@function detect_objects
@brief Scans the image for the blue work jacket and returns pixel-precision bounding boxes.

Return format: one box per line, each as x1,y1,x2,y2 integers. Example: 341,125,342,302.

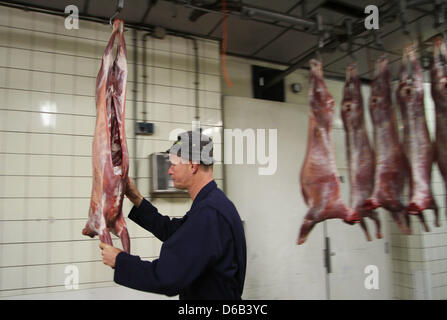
114,180,247,300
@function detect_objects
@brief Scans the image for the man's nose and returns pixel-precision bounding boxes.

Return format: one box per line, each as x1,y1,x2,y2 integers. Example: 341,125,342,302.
168,165,173,175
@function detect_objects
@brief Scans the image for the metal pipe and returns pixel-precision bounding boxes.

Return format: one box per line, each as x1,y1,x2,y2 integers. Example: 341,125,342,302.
240,6,316,29
191,38,200,121
262,41,326,90
140,0,158,24
144,29,200,122
324,10,430,70
320,0,366,19
434,0,447,27
177,34,200,122
165,0,342,36
407,0,441,6
163,28,199,121
82,0,91,15
132,28,139,188
142,32,152,123
262,1,402,89
0,0,222,43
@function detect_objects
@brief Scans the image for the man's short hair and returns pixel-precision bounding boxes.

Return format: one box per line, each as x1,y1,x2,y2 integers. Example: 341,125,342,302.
166,130,214,166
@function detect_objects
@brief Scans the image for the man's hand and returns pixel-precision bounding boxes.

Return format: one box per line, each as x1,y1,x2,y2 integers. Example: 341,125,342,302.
125,177,143,208
99,242,122,268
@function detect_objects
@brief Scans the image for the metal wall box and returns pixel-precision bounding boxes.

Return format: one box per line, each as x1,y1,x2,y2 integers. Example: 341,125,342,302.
149,152,188,195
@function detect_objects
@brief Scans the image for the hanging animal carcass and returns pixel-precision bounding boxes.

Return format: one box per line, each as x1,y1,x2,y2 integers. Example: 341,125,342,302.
82,19,130,253
341,64,382,241
363,56,411,235
396,45,439,232
298,59,360,245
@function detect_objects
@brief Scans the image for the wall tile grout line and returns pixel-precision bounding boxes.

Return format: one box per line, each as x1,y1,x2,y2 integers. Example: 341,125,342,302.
0,43,220,74
0,66,221,93
0,236,157,245
392,258,447,263
0,280,118,292
0,8,224,298
0,186,223,199
0,130,225,140
0,154,227,166
0,19,12,291
0,176,224,180
0,256,160,270
0,89,223,110
0,217,184,222
0,108,224,124
0,24,220,60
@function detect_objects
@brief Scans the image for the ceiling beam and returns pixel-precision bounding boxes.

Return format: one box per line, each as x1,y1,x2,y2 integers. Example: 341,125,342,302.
0,0,222,42
320,0,366,19
83,0,91,15
323,11,430,70
139,0,158,24
262,0,399,88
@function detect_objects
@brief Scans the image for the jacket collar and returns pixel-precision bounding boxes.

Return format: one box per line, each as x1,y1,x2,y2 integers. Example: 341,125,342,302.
190,180,217,211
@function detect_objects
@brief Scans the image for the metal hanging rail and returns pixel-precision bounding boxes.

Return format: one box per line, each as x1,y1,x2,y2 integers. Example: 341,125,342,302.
0,0,221,42
263,0,444,89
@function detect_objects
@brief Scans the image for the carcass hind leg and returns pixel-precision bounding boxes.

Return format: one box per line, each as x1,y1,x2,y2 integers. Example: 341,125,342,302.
368,210,383,239
99,228,113,246
385,200,411,235
297,218,317,245
119,226,130,253
407,202,431,232
430,199,440,228
297,207,320,245
114,215,131,253
445,193,447,221
416,213,430,233
390,210,411,235
359,217,372,242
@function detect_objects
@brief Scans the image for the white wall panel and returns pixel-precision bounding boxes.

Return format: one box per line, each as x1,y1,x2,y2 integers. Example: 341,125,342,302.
224,96,328,299
0,6,221,299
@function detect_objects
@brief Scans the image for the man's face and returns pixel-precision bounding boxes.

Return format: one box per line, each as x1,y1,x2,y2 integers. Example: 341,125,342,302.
168,154,191,189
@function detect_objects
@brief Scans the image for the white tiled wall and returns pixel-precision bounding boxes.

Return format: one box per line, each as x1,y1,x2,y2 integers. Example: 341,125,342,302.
386,82,447,300
0,7,222,298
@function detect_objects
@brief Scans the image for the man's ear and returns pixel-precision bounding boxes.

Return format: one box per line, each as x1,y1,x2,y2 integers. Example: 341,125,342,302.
191,163,199,174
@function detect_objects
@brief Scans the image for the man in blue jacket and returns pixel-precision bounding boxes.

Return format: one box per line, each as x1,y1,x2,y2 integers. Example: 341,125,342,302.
100,130,247,300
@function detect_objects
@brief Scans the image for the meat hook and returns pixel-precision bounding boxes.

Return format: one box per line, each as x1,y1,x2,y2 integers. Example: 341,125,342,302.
109,0,125,26
315,13,324,62
344,18,356,62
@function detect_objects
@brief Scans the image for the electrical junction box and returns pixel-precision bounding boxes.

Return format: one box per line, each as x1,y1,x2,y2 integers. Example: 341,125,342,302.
149,152,188,195
136,122,154,135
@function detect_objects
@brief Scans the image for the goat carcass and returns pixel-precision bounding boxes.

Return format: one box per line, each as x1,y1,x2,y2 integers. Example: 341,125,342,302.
341,64,382,241
432,38,447,221
298,59,360,245
82,19,130,253
363,56,411,235
396,45,438,232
